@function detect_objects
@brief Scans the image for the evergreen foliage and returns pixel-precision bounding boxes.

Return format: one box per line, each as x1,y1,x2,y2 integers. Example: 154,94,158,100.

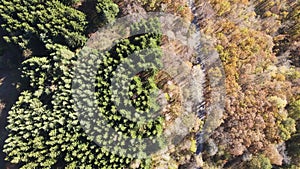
75,17,165,157
59,0,80,6
0,0,87,50
4,44,136,168
3,17,164,168
96,0,119,24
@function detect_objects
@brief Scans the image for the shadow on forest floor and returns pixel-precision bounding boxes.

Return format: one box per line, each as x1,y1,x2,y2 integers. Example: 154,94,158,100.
0,44,22,169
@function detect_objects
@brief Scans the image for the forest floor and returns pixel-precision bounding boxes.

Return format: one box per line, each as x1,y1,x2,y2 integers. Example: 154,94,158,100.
0,43,22,169
0,71,20,169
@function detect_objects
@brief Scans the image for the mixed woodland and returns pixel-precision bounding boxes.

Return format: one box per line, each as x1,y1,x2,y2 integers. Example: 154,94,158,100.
0,0,299,168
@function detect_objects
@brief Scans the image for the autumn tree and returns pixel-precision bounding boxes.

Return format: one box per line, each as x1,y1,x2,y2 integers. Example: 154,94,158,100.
194,0,298,168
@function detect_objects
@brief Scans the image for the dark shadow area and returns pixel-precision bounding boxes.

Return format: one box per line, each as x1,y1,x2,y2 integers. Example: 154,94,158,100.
77,0,100,35
0,33,22,169
26,36,49,57
0,70,21,169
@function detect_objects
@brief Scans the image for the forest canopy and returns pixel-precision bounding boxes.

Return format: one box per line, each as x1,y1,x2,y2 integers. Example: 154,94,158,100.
0,0,299,169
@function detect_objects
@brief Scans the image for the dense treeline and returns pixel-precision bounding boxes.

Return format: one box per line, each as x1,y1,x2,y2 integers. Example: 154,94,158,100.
1,0,159,168
191,0,300,168
74,18,166,158
2,5,165,167
253,0,300,67
0,0,87,51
